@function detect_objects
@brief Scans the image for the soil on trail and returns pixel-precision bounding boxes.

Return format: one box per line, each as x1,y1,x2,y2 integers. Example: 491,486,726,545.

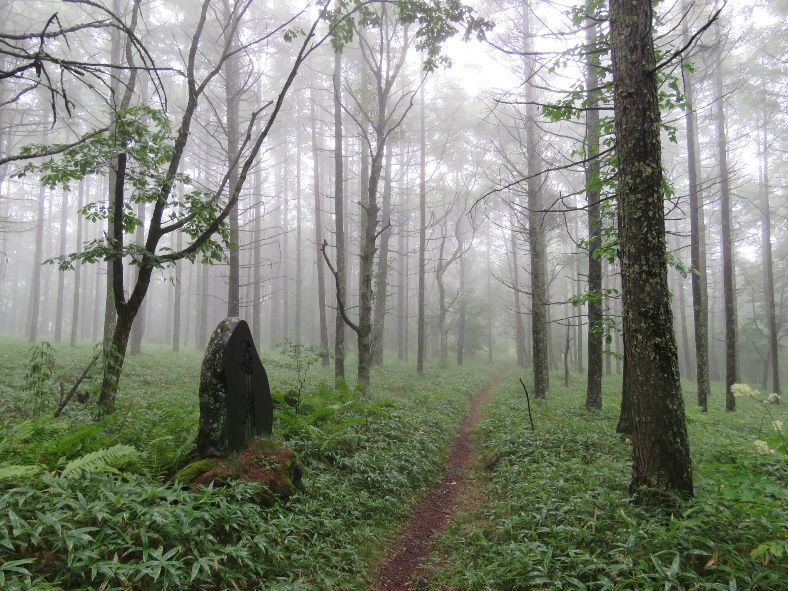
372,369,509,591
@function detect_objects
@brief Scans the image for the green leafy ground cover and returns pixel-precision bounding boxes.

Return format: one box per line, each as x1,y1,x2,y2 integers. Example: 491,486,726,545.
0,337,502,590
431,376,788,591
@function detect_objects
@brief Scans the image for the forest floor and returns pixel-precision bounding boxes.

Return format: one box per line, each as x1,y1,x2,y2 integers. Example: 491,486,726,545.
0,337,786,590
373,367,509,590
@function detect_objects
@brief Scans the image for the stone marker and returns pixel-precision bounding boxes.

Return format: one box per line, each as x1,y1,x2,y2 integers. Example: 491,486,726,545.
197,317,273,457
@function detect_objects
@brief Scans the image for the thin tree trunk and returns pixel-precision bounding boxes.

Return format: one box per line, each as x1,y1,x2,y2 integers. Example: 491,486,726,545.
486,221,494,363
681,11,711,409
310,89,329,361
129,202,146,354
27,183,46,343
54,189,69,343
758,115,779,396
333,50,347,381
224,7,241,318
610,0,693,498
457,243,468,366
510,221,527,368
712,18,737,412
397,211,407,362
294,105,304,344
585,13,603,409
252,147,262,345
417,82,427,374
523,0,549,398
70,180,85,346
172,230,182,352
372,143,393,365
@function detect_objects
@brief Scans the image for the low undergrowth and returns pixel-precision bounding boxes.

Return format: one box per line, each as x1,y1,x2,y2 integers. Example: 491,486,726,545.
0,338,502,590
432,376,787,591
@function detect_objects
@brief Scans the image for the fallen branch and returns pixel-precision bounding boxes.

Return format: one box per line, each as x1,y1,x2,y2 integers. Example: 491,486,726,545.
53,351,101,417
519,378,535,432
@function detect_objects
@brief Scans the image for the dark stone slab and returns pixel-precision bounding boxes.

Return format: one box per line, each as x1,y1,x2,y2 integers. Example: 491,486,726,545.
197,317,273,457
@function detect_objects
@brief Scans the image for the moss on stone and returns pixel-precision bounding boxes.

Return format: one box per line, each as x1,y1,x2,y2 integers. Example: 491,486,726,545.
173,459,218,485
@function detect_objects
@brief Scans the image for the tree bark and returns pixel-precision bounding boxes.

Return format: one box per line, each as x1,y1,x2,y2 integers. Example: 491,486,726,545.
333,50,347,382
372,142,393,365
70,180,85,346
712,19,738,412
172,230,182,352
224,3,241,318
523,0,549,398
585,14,603,410
310,89,329,362
27,183,46,343
417,82,427,374
610,0,693,498
54,189,69,343
758,115,779,397
129,201,146,354
510,220,527,368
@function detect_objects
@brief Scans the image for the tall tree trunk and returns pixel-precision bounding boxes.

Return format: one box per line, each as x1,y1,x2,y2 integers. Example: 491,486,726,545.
681,14,711,409
27,183,46,343
129,202,146,354
333,50,347,381
252,147,262,345
295,104,304,344
372,143,393,365
54,189,69,343
172,230,182,352
585,14,603,409
310,89,329,361
486,221,494,363
712,18,737,412
70,180,85,346
510,221,527,368
224,6,241,318
417,83,427,374
759,115,779,397
610,0,693,498
523,0,549,398
397,211,407,362
457,243,468,366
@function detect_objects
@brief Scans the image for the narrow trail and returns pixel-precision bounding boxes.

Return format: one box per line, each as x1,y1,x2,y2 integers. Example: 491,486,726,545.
372,368,510,591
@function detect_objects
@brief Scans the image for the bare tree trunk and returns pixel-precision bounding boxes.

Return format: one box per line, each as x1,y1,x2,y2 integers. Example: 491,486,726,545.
758,115,779,397
681,12,711,410
486,221,494,363
70,180,85,346
333,50,347,381
129,202,146,355
224,4,241,318
457,243,468,366
523,0,549,398
610,0,692,498
172,230,182,352
372,143,393,365
510,220,527,368
309,89,329,361
295,104,304,344
397,210,407,362
712,18,737,412
585,14,603,409
54,189,69,343
417,83,427,374
27,183,46,343
252,148,262,345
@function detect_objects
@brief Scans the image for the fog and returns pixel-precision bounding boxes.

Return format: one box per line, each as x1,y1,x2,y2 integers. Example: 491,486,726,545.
0,0,784,398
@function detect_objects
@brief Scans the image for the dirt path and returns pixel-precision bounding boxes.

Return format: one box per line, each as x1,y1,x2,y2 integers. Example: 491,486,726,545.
372,369,509,591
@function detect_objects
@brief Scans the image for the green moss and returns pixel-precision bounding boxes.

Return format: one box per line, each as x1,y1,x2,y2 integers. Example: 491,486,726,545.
173,459,217,485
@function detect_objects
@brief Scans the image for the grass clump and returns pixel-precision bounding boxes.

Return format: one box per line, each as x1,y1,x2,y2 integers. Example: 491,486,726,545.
432,375,787,591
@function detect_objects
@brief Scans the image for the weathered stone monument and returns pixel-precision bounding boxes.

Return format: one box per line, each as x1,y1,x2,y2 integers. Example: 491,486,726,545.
197,317,273,457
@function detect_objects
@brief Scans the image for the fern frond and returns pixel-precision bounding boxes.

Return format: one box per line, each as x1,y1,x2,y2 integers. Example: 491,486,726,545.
60,445,140,478
0,464,45,486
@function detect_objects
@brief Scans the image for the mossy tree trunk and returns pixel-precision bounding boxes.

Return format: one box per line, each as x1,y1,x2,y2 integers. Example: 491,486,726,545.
609,0,693,498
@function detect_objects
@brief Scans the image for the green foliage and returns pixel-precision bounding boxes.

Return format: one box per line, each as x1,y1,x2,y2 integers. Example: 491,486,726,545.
273,339,331,403
431,377,788,590
60,444,141,478
22,342,56,416
0,337,502,589
14,106,229,271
